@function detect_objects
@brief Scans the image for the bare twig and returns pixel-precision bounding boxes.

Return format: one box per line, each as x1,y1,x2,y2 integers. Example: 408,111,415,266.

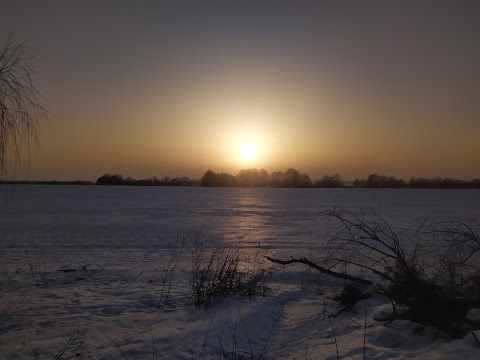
363,305,367,360
304,317,315,360
53,326,81,360
0,290,28,333
102,271,144,313
471,331,480,348
328,315,340,360
258,315,279,359
99,329,128,360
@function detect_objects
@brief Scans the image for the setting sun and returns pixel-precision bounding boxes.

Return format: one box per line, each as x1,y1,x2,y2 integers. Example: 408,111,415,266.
239,143,257,161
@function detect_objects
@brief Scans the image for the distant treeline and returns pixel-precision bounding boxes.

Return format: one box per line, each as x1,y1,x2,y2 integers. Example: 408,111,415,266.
96,169,342,188
352,173,480,189
95,174,200,186
0,180,94,185
95,170,480,189
2,172,479,189
201,168,320,187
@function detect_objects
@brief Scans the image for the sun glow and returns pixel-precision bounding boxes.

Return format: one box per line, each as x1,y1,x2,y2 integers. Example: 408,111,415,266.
239,143,257,161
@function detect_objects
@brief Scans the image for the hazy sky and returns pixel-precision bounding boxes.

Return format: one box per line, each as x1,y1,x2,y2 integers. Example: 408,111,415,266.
1,1,479,180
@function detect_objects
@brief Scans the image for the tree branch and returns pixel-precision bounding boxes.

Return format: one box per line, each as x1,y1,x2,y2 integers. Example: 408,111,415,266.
265,256,372,285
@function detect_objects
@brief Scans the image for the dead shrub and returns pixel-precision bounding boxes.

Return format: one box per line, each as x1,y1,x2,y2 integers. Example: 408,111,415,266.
190,241,270,308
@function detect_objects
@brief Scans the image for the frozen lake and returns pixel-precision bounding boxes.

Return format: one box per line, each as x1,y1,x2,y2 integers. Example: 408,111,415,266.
1,185,480,250
1,185,479,271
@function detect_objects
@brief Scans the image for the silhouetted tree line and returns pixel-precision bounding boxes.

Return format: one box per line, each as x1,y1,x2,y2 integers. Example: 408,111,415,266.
352,173,480,189
94,171,480,189
201,168,317,187
95,174,199,186
314,173,345,188
0,180,93,185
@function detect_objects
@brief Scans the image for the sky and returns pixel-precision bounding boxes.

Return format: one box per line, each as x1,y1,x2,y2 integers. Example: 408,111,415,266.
1,1,479,181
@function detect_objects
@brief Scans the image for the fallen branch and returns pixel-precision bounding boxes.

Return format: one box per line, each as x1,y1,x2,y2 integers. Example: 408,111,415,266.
265,256,372,285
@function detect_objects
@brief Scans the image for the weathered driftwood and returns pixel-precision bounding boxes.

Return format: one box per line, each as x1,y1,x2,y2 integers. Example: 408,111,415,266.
265,256,372,285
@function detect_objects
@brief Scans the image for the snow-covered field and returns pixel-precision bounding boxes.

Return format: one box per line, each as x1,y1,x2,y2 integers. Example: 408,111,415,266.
1,186,479,359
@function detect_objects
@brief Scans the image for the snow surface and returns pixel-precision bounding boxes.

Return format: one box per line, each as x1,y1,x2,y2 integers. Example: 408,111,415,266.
1,186,480,359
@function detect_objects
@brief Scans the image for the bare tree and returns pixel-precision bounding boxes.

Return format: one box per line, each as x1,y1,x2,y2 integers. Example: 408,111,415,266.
0,33,45,177
267,207,480,336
